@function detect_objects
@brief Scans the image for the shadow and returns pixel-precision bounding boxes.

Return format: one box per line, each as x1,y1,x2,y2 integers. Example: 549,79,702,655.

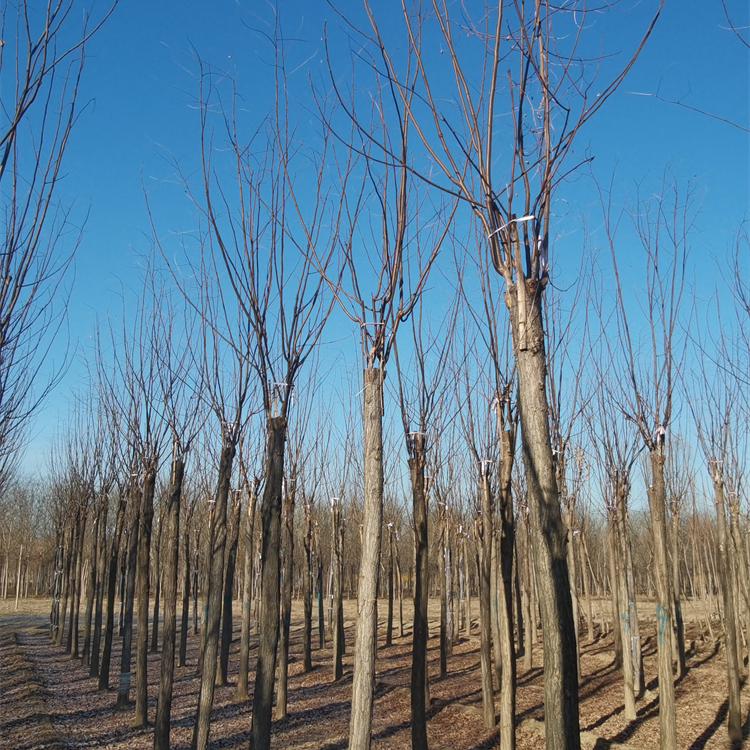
581,703,624,732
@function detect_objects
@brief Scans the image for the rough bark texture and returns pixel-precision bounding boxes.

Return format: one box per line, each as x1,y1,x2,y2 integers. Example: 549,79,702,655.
332,498,344,682
116,496,141,708
98,493,127,691
151,516,163,655
410,435,430,750
497,429,516,750
154,454,184,750
134,465,157,727
302,502,313,673
275,479,295,720
250,417,286,750
179,514,192,669
647,450,677,750
477,472,495,731
349,367,384,750
89,492,109,678
506,280,580,750
237,484,257,699
191,436,235,750
712,475,742,743
218,491,242,686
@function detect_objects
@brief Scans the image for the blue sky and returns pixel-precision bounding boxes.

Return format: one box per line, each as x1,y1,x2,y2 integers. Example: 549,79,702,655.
21,0,750,474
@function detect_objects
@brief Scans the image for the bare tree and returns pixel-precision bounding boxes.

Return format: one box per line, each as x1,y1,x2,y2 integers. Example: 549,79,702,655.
161,28,351,748
0,0,116,482
598,173,692,750
327,3,664,746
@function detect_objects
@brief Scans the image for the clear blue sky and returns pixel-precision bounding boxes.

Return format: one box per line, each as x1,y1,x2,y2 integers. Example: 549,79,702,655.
22,0,749,473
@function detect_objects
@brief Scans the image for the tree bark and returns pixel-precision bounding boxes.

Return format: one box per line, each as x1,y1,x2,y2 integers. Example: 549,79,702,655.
332,497,344,681
192,435,235,750
349,367,384,750
90,492,109,678
218,490,242,686
712,473,742,743
151,514,163,655
134,463,157,727
410,434,430,749
302,500,313,673
275,477,295,720
99,493,127,691
154,453,185,750
477,470,495,731
647,450,677,750
497,429,516,750
250,416,286,750
507,279,580,750
237,483,257,699
179,512,192,669
117,492,141,707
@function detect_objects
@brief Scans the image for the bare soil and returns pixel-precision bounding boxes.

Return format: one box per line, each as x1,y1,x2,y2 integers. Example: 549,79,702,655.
0,597,747,750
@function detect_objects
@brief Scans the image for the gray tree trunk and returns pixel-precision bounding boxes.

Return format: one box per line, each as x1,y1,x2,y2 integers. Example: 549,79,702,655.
647,450,677,750
134,464,157,727
497,429,516,750
713,474,742,743
477,471,495,730
90,492,109,678
117,493,141,708
99,493,127,691
154,454,185,750
348,367,384,750
507,280,580,750
250,417,286,750
410,435,430,750
275,479,295,719
332,498,344,681
218,491,242,685
191,435,235,750
237,484,257,699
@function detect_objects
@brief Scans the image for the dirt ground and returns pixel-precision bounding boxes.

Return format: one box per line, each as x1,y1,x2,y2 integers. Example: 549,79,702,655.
0,596,747,750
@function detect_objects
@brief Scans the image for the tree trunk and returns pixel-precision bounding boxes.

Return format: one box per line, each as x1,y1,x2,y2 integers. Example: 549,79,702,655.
647,450,676,750
578,530,594,645
507,279,580,750
349,367,384,750
497,429,516,750
117,493,141,707
612,500,636,721
275,477,295,720
90,493,109,678
410,434,430,750
218,490,242,686
50,527,64,642
154,453,185,750
476,471,495,731
82,503,101,667
192,434,235,750
250,416,286,750
179,513,192,669
332,497,344,681
713,474,742,743
669,502,686,678
317,545,325,649
302,500,313,673
134,464,157,727
151,513,163,655
237,483,257,699
99,493,127,691
386,526,394,647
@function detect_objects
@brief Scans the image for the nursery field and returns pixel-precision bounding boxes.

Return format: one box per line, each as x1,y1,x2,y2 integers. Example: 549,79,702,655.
0,597,746,750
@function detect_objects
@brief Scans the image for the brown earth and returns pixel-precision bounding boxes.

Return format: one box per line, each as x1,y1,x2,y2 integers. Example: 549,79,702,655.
0,596,746,750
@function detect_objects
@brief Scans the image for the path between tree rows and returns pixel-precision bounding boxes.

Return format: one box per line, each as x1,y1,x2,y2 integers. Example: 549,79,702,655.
0,599,748,750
